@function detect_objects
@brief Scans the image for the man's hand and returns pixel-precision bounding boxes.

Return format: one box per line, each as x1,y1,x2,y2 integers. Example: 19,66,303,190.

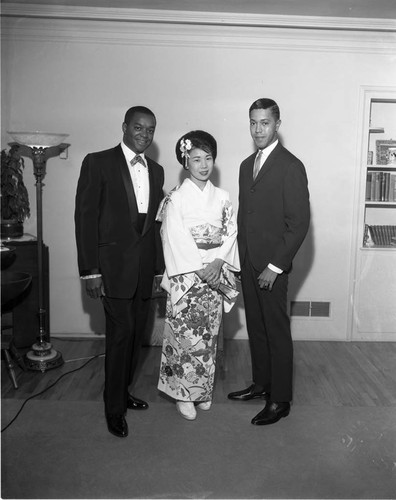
85,276,105,299
258,267,278,291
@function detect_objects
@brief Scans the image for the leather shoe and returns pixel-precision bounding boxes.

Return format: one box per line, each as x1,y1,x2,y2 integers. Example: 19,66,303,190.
228,384,270,401
251,401,290,425
127,394,149,410
106,413,128,437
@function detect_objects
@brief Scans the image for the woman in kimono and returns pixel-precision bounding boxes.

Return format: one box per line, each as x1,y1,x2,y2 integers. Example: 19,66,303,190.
156,130,240,421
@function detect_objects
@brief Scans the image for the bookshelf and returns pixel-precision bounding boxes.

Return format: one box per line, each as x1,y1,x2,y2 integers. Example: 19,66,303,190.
350,87,396,341
363,97,396,248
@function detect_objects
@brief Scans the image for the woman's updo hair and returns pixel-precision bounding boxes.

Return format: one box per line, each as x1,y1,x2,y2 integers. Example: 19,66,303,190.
175,130,217,168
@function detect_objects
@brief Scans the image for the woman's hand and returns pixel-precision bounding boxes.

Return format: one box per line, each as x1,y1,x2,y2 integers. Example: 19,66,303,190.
208,278,221,290
201,258,224,287
196,269,205,280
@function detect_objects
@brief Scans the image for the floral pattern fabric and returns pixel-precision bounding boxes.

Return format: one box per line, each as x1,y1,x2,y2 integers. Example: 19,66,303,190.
158,275,222,401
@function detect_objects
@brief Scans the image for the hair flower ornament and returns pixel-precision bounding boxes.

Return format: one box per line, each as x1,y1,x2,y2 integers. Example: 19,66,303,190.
180,138,192,168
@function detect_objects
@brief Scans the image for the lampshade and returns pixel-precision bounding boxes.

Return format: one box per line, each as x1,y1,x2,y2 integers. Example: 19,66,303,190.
7,131,69,148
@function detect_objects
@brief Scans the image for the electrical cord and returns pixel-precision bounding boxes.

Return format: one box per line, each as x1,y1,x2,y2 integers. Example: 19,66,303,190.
1,352,105,433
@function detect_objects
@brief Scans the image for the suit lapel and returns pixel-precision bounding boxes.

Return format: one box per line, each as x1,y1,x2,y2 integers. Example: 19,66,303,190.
252,143,281,184
142,158,156,235
246,153,255,181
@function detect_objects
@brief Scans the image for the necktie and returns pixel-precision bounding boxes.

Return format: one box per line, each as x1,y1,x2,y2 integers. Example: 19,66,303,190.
253,149,263,180
253,150,263,180
131,155,144,166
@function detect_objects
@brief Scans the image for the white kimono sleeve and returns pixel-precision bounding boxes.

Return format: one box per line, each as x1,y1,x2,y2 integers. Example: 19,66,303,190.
160,191,203,278
219,197,240,272
203,196,240,273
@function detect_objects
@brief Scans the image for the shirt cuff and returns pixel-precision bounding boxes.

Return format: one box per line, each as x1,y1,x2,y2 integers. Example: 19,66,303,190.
80,274,102,280
268,263,283,274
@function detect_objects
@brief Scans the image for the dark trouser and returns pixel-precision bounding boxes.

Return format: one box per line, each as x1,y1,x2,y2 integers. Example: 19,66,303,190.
102,289,151,415
241,256,293,402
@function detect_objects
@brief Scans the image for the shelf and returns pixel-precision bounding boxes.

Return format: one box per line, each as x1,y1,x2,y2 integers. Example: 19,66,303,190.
361,246,396,251
366,165,396,170
365,202,396,207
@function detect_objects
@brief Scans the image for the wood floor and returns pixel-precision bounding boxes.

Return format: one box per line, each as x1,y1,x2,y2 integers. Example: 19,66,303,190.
2,338,396,407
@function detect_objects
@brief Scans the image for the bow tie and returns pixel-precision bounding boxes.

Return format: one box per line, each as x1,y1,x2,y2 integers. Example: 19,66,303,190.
131,155,145,166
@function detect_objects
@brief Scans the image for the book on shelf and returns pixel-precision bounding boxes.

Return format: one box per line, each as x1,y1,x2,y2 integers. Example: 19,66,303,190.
391,174,396,202
382,173,387,201
365,225,396,246
366,172,396,202
365,172,371,200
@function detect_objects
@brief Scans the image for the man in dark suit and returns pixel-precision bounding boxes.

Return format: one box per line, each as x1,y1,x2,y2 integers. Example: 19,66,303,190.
75,106,164,437
228,98,310,425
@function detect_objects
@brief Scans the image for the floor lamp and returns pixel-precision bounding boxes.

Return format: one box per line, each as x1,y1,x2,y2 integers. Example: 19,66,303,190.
7,131,69,372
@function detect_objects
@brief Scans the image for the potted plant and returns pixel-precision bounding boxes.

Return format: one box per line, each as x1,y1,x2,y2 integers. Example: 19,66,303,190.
1,145,30,238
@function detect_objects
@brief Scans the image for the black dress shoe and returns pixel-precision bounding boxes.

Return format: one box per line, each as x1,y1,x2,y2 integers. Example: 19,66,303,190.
127,394,149,410
228,384,270,401
106,413,128,437
251,401,290,425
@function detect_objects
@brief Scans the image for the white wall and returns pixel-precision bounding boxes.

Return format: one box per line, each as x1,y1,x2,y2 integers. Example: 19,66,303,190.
2,11,396,340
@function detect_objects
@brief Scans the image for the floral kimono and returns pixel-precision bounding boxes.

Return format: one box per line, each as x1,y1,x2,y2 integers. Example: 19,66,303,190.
156,178,240,402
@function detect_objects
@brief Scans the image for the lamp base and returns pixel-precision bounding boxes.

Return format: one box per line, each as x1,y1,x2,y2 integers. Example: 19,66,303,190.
25,341,64,372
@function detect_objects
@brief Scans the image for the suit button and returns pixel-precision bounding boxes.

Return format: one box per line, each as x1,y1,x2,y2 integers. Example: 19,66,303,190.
250,189,255,193
247,210,252,214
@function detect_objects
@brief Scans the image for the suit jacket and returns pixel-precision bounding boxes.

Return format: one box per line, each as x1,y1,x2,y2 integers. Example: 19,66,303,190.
237,142,310,273
75,144,164,299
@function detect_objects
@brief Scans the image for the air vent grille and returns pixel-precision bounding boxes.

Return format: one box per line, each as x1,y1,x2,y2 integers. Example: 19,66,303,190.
290,301,330,317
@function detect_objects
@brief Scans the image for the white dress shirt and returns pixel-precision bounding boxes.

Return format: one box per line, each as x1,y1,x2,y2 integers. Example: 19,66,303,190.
254,139,278,175
121,141,150,214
